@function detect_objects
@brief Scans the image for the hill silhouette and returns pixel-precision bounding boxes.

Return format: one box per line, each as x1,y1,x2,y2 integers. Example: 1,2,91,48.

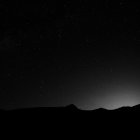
1,104,140,115
0,104,140,128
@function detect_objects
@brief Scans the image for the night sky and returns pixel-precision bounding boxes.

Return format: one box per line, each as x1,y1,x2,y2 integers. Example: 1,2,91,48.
1,0,140,110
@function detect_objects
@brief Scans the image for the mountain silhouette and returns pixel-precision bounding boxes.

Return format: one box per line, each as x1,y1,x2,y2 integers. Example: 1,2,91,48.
1,104,140,124
0,104,139,131
1,104,140,117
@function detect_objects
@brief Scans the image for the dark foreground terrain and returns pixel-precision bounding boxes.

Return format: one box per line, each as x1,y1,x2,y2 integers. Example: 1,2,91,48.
1,104,140,119
0,104,140,129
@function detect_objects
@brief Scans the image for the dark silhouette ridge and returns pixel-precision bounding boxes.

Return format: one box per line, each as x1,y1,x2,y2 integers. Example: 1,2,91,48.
0,104,140,122
1,103,140,113
1,104,140,126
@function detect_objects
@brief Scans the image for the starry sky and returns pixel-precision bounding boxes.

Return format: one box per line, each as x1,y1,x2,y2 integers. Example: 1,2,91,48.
1,0,140,110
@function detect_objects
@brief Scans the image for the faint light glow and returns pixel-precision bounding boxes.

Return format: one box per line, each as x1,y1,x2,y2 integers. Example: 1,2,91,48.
98,87,140,110
102,94,138,110
78,81,140,110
